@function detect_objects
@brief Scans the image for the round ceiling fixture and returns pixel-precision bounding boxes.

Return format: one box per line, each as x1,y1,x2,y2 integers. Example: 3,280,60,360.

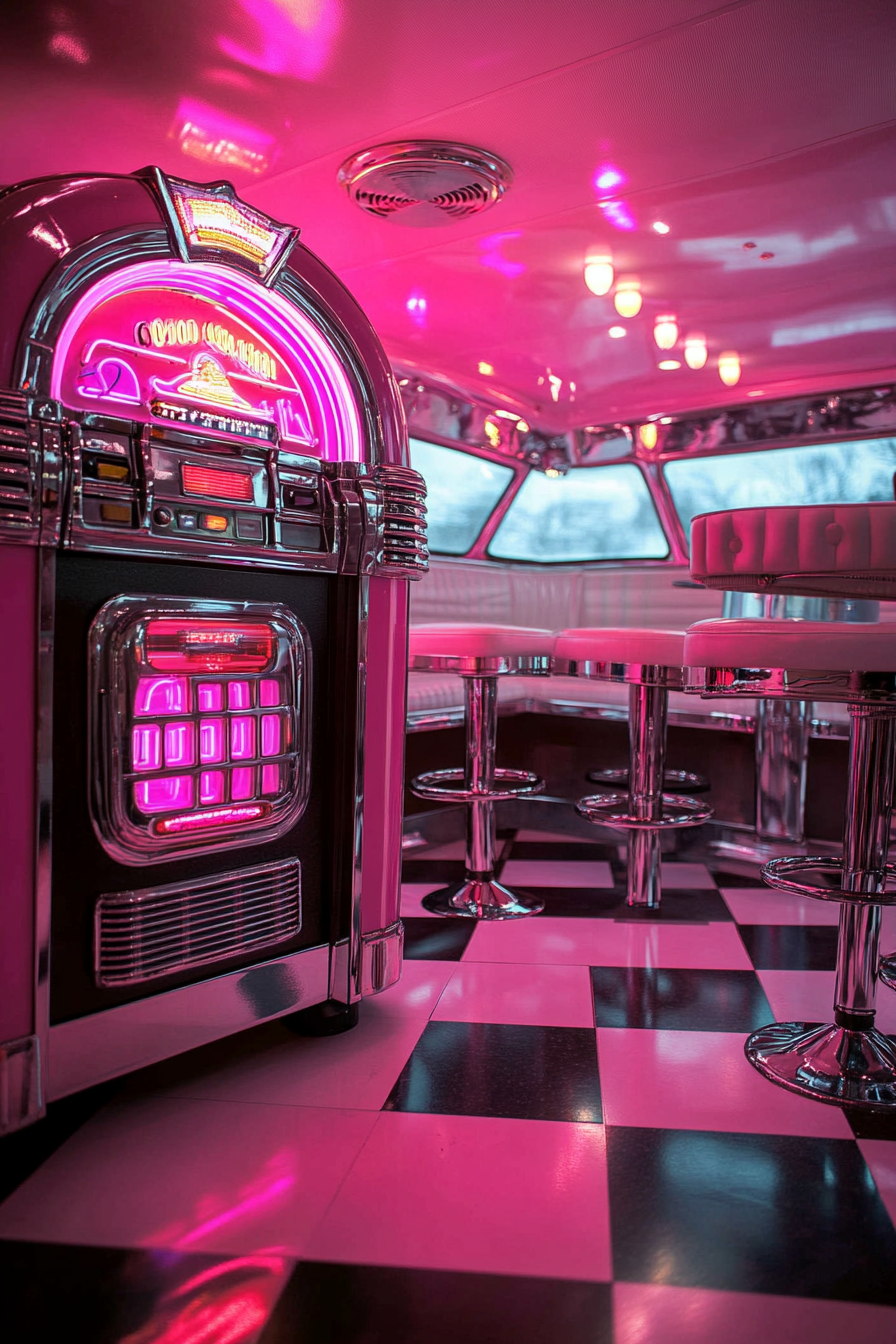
338,141,513,226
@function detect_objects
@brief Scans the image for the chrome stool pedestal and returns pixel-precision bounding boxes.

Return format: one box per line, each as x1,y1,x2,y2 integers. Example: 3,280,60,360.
686,619,896,1109
556,630,712,911
409,627,553,920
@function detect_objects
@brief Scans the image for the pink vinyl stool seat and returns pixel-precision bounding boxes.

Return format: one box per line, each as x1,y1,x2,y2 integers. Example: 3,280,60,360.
554,628,713,911
685,613,896,1109
409,624,554,919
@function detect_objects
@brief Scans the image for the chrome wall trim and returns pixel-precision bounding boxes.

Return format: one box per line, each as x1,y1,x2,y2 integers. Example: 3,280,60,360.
360,921,404,996
47,942,330,1102
0,1035,43,1135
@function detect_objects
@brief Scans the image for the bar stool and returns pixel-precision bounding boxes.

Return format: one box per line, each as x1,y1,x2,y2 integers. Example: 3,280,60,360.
685,617,896,1108
554,628,713,909
409,624,554,918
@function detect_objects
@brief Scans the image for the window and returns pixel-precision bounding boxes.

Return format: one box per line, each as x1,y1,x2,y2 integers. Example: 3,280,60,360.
487,463,668,563
665,437,896,543
409,437,515,555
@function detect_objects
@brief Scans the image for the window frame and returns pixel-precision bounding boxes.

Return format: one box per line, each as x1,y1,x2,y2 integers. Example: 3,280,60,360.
408,433,526,559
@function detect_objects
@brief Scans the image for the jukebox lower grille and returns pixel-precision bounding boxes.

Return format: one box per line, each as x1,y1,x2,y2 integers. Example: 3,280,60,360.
94,859,301,987
375,463,429,577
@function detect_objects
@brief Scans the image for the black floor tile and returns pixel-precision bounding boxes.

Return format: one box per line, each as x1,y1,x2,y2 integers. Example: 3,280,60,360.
615,888,733,923
508,841,619,862
260,1262,613,1344
847,1106,896,1140
607,1126,896,1304
527,886,732,921
1,1240,289,1344
402,860,467,884
402,917,476,961
590,966,773,1031
384,1020,602,1122
738,924,839,971
709,869,765,887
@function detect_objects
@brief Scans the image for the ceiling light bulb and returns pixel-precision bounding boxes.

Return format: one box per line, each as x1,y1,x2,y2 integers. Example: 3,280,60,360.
683,334,708,369
658,359,681,370
638,423,658,450
478,361,494,376
584,256,614,296
653,314,678,350
614,284,642,318
718,351,741,386
652,221,671,234
608,325,626,338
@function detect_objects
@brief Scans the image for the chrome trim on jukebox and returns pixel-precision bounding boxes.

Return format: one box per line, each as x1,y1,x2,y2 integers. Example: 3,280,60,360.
331,575,369,1006
360,921,404,996
47,943,330,1102
0,1035,43,1135
373,463,429,578
88,595,311,865
94,859,302,987
33,547,56,1126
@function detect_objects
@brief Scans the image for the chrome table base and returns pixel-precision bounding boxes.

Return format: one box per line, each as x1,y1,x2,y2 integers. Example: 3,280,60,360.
746,1021,896,1108
422,878,543,920
411,673,544,920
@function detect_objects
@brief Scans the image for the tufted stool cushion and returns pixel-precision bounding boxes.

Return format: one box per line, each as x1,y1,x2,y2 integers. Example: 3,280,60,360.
690,503,896,599
685,619,896,673
555,627,685,670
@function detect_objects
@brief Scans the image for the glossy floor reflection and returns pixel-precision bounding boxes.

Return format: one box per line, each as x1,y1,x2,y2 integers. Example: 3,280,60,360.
3,834,896,1342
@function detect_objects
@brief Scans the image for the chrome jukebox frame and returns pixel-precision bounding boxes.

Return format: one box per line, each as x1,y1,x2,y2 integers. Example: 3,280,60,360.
0,169,426,1130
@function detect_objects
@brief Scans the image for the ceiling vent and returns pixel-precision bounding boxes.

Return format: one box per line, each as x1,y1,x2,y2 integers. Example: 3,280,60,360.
338,141,512,226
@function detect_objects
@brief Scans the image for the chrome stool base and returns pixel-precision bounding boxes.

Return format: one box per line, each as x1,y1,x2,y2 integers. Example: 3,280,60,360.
577,791,712,831
879,955,896,991
422,878,545,920
586,766,710,794
762,856,896,905
410,766,543,804
746,1020,896,1109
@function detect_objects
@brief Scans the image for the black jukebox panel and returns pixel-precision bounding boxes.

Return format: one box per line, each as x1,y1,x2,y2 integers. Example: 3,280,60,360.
50,553,358,1024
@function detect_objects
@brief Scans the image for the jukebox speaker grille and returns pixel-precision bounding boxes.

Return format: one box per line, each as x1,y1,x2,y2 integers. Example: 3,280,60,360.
95,858,301,986
375,463,428,576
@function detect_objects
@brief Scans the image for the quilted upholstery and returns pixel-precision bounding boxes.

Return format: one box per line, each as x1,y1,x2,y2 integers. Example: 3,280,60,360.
685,618,896,671
690,504,896,599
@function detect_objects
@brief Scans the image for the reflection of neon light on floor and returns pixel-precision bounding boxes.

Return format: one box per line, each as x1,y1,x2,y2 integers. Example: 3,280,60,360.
174,1175,294,1248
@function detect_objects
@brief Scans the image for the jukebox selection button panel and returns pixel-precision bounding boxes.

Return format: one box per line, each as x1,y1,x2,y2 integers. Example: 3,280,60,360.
89,596,311,864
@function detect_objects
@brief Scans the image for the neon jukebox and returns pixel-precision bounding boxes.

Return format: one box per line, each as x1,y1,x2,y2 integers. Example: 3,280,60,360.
0,169,427,1132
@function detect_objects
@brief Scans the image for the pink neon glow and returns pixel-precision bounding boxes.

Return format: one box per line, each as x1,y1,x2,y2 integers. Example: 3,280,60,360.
259,678,280,707
218,0,343,82
174,96,276,177
77,356,141,404
228,680,252,709
261,713,281,757
177,1174,294,1248
50,259,363,462
479,231,525,279
231,766,256,799
200,770,226,804
197,682,224,712
134,676,189,717
406,293,427,328
231,716,256,759
155,802,268,834
200,717,226,763
146,622,274,673
134,775,194,814
165,721,196,767
173,1255,288,1301
142,1289,268,1344
132,724,161,772
599,200,637,231
594,164,626,193
261,764,281,795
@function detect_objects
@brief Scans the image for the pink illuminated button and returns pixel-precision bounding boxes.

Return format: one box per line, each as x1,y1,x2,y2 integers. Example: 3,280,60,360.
228,680,251,710
261,714,281,757
200,770,226,805
230,715,256,760
261,764,281,796
199,718,226,764
197,682,224,712
164,721,196,768
134,676,189,717
231,766,256,800
134,775,194,814
259,679,280,707
131,724,161,772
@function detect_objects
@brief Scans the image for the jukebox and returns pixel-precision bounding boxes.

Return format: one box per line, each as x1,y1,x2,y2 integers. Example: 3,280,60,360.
0,168,427,1133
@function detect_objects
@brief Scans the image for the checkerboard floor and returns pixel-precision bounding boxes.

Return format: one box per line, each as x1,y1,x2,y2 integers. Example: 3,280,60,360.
5,835,896,1342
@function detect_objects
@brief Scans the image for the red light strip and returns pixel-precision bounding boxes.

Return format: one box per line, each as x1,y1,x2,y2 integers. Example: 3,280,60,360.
154,802,270,834
182,463,254,502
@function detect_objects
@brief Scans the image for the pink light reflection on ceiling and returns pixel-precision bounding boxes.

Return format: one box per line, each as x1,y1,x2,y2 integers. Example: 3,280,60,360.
219,0,343,81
